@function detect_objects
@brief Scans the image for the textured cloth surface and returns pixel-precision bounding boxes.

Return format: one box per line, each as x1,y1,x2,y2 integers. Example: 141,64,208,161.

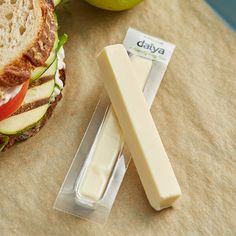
0,0,236,235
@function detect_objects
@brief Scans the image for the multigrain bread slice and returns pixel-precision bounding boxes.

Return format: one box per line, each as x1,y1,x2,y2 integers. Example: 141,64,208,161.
2,69,66,151
0,0,57,87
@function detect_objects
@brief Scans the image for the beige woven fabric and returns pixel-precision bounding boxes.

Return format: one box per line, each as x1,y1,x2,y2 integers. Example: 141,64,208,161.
0,0,235,235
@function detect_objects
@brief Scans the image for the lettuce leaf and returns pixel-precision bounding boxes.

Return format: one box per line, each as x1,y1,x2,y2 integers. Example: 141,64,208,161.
0,135,9,152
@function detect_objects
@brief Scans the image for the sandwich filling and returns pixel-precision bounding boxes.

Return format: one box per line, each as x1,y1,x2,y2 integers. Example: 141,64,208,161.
0,0,67,151
0,36,67,151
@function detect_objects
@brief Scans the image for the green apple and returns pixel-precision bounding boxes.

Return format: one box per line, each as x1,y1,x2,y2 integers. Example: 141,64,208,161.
85,0,143,11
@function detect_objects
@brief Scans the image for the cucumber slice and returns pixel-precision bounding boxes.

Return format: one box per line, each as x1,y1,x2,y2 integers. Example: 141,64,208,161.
42,58,58,78
31,33,59,81
25,58,57,103
0,58,58,135
0,105,49,135
31,67,48,81
24,80,55,104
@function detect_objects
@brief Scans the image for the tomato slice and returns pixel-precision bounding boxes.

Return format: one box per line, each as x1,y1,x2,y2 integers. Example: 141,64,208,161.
0,80,29,121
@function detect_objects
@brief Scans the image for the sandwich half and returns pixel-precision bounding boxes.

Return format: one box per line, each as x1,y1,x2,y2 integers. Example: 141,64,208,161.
0,0,67,151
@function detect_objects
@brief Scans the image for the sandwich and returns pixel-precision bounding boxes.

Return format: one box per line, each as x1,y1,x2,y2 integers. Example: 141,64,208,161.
0,0,67,151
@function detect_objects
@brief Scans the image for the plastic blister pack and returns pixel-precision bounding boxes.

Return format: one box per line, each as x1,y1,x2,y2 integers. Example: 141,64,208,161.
54,28,176,224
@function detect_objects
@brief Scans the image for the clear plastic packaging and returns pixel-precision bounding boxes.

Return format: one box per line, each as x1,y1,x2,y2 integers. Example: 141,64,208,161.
54,28,176,224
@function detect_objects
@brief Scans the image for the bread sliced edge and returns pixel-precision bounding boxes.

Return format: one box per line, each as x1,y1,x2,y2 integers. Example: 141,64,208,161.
0,0,57,88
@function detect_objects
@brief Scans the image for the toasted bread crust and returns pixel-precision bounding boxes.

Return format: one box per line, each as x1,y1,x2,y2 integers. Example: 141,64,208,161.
1,69,66,151
0,0,57,87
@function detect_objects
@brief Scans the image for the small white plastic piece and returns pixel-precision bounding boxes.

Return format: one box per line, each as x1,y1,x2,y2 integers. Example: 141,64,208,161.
77,56,152,202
